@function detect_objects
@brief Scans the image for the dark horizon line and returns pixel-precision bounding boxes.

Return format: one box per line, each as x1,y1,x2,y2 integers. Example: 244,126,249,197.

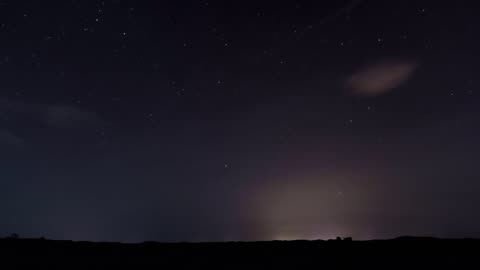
3,235,479,245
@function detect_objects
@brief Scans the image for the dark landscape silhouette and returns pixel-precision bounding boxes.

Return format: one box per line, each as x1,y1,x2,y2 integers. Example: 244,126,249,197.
1,235,479,269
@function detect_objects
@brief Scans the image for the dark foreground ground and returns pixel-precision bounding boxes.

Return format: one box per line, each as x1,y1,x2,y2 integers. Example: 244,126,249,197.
1,236,479,269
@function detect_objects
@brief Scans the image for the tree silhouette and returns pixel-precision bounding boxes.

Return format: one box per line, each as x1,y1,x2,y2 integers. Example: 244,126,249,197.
7,233,19,239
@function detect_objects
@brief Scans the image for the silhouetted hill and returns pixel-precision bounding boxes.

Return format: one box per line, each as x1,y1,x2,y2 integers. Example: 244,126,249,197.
1,237,478,269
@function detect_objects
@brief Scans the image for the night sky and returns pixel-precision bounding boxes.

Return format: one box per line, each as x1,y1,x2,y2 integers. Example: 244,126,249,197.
1,0,479,242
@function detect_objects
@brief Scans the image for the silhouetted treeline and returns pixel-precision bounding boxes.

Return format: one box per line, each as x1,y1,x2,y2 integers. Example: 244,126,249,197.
1,236,479,269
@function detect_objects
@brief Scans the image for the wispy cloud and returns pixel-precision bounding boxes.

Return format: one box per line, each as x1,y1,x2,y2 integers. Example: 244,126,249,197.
345,59,418,97
0,129,24,147
0,98,102,128
45,105,101,128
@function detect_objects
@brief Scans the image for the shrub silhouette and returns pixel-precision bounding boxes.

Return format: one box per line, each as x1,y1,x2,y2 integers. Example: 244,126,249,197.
7,233,19,239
